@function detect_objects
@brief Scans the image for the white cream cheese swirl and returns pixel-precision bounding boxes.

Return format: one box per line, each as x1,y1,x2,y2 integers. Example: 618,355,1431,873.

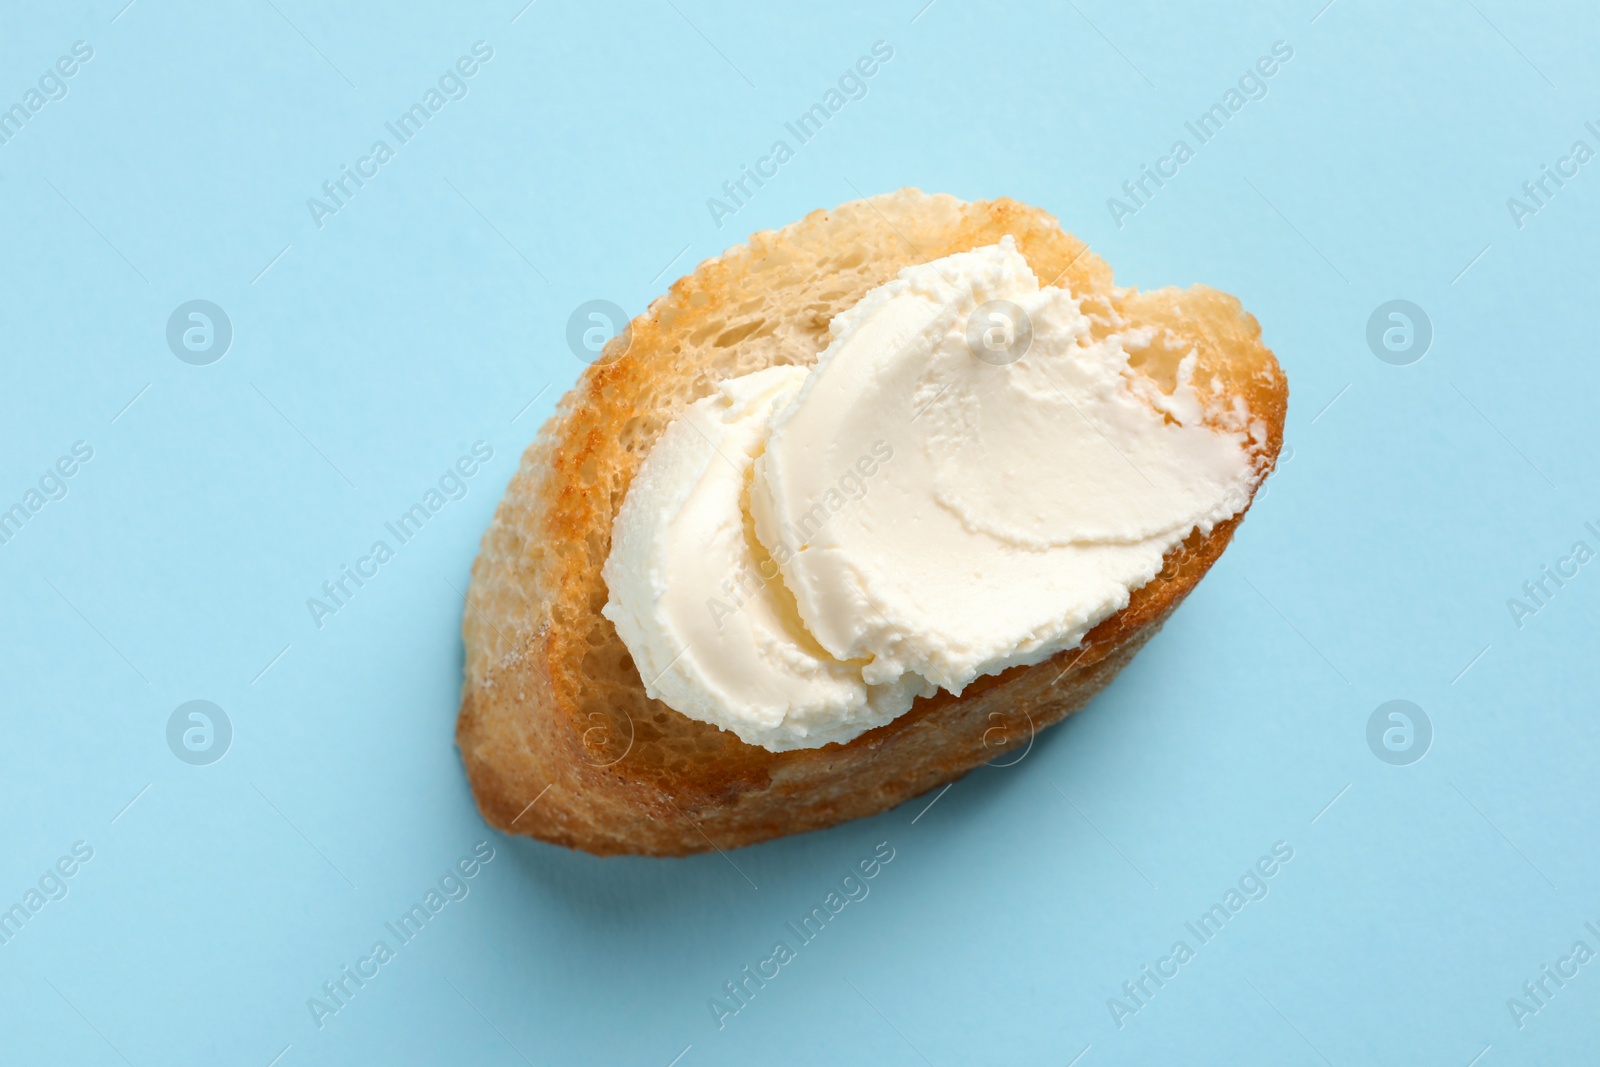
601,366,932,751
603,238,1257,750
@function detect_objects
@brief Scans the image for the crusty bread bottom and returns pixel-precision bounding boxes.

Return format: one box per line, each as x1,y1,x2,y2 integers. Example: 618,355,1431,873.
456,190,1286,856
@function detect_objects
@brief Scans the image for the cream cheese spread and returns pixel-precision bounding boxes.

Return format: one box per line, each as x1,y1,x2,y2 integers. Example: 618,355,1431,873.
601,365,933,751
603,238,1259,751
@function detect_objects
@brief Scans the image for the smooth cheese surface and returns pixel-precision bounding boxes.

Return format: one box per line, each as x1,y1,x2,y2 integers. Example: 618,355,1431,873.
603,240,1258,751
601,365,931,751
755,238,1257,693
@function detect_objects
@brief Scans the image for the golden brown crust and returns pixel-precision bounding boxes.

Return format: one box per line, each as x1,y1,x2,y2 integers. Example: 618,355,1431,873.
455,189,1287,856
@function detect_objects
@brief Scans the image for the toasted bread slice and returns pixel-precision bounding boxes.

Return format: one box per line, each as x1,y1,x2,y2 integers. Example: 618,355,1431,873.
456,189,1286,856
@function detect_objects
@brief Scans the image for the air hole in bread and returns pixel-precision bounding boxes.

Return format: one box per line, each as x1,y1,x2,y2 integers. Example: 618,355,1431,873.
714,320,764,348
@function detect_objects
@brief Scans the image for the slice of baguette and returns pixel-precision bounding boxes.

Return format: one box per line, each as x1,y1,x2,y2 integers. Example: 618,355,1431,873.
456,189,1287,856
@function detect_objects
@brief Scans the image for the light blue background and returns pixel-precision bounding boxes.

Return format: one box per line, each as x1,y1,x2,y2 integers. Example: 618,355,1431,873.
2,1,1596,1064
